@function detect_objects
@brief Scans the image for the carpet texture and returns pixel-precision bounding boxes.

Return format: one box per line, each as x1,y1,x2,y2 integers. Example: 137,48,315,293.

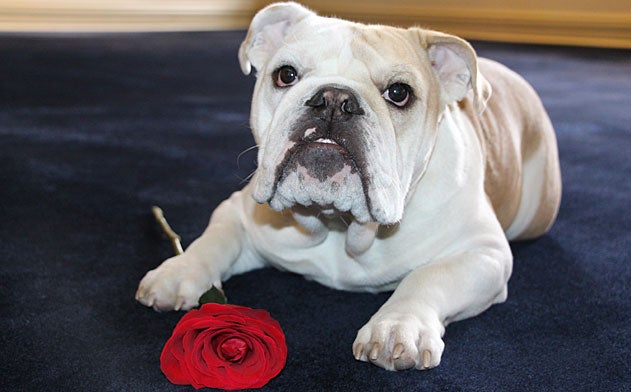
1,31,629,391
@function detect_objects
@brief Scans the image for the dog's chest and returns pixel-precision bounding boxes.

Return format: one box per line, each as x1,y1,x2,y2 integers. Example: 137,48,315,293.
242,205,442,291
257,229,413,291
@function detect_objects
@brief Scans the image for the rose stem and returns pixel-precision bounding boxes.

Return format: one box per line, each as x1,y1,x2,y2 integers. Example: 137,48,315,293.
151,206,184,255
150,206,225,298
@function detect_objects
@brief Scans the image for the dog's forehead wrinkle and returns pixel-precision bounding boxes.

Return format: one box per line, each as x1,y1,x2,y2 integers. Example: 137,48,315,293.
282,22,367,79
350,28,426,88
339,39,356,72
308,41,366,80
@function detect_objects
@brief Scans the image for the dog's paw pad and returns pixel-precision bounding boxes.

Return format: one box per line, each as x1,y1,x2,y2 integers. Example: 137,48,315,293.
352,312,444,371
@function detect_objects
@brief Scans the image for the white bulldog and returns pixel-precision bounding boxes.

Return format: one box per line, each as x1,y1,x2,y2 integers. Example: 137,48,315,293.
137,2,561,371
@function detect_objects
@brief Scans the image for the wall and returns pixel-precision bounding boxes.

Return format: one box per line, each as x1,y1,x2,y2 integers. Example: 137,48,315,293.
292,0,631,48
1,0,629,48
0,0,256,31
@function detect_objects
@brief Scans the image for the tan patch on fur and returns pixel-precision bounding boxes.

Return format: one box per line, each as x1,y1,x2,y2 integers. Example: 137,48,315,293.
353,27,561,238
463,59,560,236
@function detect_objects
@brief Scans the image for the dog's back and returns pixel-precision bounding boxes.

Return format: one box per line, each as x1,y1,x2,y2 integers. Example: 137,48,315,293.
463,58,562,240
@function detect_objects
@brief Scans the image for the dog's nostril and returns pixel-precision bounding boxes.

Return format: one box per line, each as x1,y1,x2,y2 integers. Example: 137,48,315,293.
342,99,363,115
305,92,326,108
341,100,351,113
340,95,365,116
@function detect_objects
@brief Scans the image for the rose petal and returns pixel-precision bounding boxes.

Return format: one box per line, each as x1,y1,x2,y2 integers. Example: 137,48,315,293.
161,327,202,385
188,329,228,388
161,304,287,390
160,339,189,385
217,335,250,363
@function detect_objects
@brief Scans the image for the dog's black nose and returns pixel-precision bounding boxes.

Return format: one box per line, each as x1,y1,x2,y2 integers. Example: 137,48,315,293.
305,87,365,119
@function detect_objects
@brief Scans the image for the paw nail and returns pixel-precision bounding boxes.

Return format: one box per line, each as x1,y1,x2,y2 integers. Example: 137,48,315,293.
393,343,404,359
353,344,363,360
422,350,431,368
370,344,380,360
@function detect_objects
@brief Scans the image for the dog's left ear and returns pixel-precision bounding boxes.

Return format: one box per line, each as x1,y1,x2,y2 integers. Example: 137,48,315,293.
414,29,492,113
238,2,315,75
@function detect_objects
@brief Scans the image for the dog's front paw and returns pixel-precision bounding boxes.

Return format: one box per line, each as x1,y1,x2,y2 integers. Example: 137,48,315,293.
352,311,445,371
135,254,219,312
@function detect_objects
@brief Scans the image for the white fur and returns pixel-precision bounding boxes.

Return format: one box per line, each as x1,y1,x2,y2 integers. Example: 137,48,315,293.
505,144,547,240
137,2,556,372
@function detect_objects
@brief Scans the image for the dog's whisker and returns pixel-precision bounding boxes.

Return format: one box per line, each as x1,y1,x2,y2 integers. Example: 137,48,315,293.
236,144,259,168
237,170,257,185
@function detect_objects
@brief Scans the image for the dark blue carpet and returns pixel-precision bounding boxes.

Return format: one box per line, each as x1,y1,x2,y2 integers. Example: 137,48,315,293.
1,31,629,391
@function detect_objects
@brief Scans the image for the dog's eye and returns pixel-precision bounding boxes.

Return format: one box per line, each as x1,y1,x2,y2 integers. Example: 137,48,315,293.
274,66,299,87
383,83,411,107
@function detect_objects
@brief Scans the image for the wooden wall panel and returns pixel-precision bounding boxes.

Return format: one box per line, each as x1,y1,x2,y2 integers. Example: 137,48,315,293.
1,0,629,48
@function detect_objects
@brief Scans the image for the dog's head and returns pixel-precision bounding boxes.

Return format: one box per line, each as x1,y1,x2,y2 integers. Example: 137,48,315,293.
239,2,490,225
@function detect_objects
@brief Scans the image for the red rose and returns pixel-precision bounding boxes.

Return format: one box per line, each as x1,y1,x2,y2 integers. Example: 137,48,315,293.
160,303,287,390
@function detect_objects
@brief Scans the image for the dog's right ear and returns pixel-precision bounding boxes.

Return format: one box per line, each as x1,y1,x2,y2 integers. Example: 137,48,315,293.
238,2,314,75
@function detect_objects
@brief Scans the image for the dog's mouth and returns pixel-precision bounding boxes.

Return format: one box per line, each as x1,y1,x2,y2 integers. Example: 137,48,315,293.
308,137,345,150
267,132,373,220
287,137,357,178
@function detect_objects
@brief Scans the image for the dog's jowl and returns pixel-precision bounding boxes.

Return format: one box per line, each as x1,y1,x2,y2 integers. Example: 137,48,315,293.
137,2,561,371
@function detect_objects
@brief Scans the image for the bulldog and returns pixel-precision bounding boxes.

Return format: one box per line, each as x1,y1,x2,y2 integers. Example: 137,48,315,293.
136,2,561,371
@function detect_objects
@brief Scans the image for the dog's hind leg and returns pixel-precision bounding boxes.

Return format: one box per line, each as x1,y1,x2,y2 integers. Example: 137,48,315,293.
505,112,561,241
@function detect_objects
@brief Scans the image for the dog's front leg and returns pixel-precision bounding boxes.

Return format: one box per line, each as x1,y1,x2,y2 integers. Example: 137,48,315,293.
136,192,257,311
353,245,511,370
